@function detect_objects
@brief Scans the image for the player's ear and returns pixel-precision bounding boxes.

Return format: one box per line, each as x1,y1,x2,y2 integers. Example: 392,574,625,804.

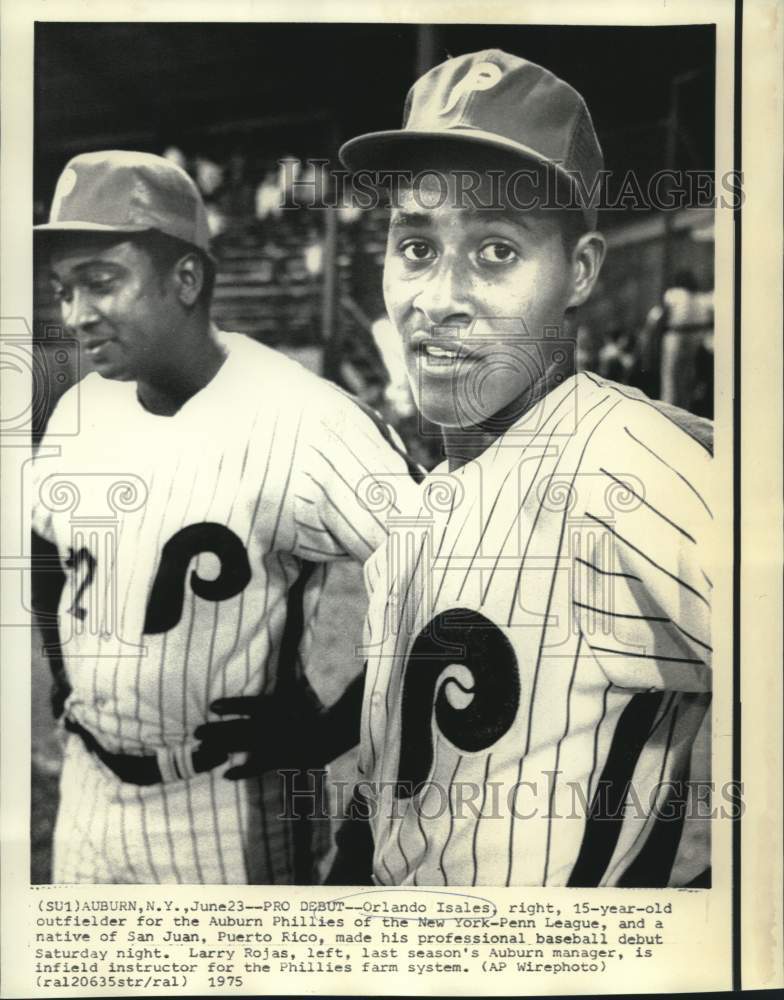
173,251,205,308
566,232,606,310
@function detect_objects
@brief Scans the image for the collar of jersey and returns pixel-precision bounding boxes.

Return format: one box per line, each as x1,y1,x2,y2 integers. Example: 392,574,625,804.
427,373,581,478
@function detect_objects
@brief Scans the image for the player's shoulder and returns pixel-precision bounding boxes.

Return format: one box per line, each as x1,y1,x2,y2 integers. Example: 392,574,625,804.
576,372,714,520
287,357,420,471
220,330,369,417
216,330,351,427
219,329,317,389
219,330,423,480
578,371,713,457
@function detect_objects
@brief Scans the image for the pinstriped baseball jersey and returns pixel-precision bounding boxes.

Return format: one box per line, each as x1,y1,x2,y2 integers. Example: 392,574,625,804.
359,371,713,887
32,328,420,884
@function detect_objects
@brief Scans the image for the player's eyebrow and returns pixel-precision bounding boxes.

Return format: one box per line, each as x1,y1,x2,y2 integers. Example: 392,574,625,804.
390,206,540,232
389,211,433,230
49,260,123,281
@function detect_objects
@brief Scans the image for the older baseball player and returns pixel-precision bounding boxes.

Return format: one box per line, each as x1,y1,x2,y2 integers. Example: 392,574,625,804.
327,50,714,887
31,150,421,884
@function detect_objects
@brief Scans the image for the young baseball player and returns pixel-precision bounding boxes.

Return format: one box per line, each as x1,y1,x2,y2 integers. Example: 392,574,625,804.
31,150,421,884
330,50,714,887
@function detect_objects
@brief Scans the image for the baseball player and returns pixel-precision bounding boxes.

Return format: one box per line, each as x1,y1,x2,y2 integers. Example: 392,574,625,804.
329,50,714,887
31,150,421,884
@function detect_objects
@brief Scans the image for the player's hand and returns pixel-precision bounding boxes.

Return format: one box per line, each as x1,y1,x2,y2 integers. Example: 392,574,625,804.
194,670,365,780
193,692,328,780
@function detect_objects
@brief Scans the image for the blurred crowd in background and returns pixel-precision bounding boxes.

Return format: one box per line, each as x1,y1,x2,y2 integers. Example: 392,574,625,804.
34,145,715,467
33,23,716,469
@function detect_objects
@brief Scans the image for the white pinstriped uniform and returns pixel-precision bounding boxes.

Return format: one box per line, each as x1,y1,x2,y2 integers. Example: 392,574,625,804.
359,372,713,887
33,329,419,884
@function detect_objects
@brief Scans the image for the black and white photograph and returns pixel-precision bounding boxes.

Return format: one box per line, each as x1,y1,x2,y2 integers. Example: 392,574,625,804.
4,1,783,995
27,18,721,891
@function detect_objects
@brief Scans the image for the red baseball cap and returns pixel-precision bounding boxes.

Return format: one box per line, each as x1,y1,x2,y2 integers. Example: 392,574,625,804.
339,49,604,228
34,150,212,253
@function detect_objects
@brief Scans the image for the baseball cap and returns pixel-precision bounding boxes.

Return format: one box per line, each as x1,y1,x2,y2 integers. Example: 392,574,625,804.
34,150,212,253
339,49,603,228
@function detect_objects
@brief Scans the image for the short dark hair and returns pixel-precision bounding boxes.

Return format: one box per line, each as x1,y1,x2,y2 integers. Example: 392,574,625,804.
132,230,216,308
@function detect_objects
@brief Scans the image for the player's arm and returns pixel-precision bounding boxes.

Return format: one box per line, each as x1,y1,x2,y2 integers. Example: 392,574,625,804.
31,530,70,718
292,388,423,564
195,392,422,775
30,406,73,719
576,410,713,691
